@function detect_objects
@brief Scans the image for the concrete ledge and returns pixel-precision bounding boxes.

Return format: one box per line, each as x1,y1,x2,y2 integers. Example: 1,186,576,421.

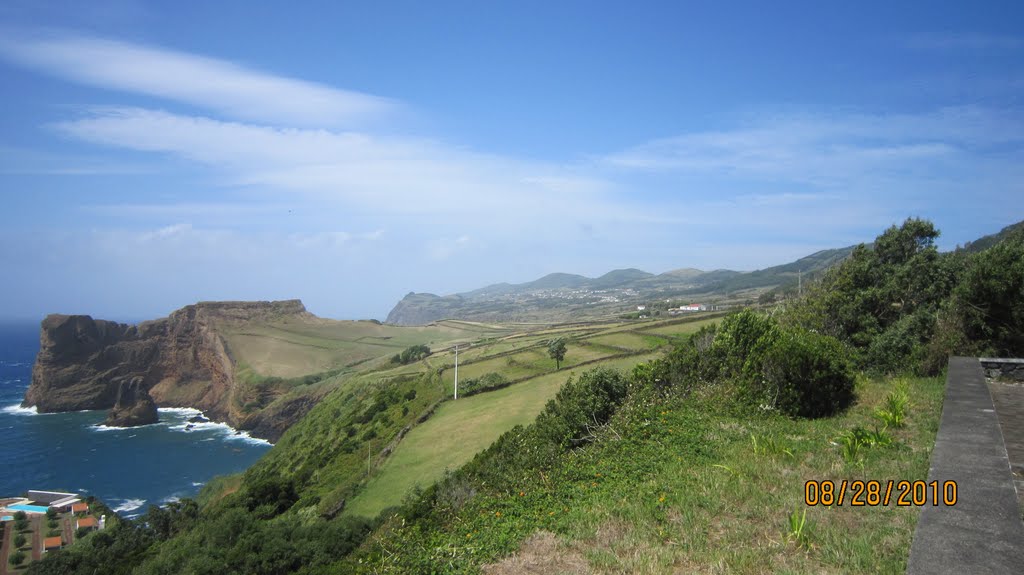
907,357,1024,574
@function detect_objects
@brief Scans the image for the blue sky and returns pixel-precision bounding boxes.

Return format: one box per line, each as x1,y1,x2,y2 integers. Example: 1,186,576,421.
1,1,1022,321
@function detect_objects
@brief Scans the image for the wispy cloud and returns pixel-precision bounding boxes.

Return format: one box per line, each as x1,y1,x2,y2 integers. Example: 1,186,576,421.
906,32,1024,52
0,33,396,127
602,107,1024,191
52,107,620,221
4,31,1023,318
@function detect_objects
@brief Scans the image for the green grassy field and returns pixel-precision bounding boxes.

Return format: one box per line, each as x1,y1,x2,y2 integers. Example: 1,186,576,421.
356,373,944,574
636,316,720,337
345,353,663,519
222,319,513,378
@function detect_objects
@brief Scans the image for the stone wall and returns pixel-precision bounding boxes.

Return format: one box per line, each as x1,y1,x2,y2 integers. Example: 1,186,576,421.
980,358,1024,382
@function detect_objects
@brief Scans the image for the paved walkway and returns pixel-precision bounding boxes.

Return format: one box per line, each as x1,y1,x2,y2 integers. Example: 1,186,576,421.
907,357,1024,574
988,377,1024,512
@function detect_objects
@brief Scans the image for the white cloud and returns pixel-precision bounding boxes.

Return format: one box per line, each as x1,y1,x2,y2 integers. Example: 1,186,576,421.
906,32,1024,52
0,33,396,127
140,222,191,240
52,107,620,221
427,235,473,261
602,107,1024,192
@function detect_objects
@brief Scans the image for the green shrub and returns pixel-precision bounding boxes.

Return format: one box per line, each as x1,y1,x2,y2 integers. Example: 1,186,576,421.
756,327,856,418
458,372,510,397
13,533,26,548
865,311,933,375
9,550,26,566
953,229,1024,357
534,367,629,448
391,344,431,365
875,379,910,428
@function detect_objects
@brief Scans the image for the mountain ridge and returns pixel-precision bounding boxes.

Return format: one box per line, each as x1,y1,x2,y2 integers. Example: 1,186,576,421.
385,245,856,325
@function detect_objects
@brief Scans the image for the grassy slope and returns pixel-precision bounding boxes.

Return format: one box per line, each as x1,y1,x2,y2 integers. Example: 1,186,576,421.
351,374,944,574
222,319,513,378
344,317,718,519
346,354,662,518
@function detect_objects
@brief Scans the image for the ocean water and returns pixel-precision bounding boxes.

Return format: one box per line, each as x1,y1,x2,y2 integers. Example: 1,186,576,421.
0,322,271,517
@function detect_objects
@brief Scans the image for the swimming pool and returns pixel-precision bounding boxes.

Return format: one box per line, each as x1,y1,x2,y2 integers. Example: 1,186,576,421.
1,515,12,521
8,504,50,513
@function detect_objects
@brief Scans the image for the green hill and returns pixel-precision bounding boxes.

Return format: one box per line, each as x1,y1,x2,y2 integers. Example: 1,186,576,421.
27,218,1024,575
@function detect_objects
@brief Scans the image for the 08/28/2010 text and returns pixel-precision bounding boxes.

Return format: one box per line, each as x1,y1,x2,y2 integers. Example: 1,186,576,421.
804,480,957,507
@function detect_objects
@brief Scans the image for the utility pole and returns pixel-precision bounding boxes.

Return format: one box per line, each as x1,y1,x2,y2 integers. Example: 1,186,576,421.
454,345,459,400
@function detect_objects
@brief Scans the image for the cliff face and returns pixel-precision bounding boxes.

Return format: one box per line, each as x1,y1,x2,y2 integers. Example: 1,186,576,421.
24,300,310,441
105,377,159,427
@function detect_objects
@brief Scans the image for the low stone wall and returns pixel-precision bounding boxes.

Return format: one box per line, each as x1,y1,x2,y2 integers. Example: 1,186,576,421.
980,358,1024,382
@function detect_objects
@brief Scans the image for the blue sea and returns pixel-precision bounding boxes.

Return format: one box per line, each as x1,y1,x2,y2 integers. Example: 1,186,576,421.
0,321,271,517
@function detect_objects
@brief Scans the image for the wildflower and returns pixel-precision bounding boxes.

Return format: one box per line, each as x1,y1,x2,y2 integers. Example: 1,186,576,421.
549,511,555,516
519,491,525,497
495,511,502,517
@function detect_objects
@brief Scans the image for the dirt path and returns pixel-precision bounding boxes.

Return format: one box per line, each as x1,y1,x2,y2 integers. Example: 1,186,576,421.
30,516,40,562
62,515,74,546
0,521,10,575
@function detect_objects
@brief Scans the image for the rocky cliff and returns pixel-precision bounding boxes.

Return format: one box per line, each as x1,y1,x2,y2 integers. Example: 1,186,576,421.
24,300,312,441
105,377,159,427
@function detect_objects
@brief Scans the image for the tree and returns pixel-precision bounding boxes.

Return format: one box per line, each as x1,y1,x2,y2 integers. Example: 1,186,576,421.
46,507,58,520
14,533,26,548
9,550,26,566
547,338,567,370
14,517,29,532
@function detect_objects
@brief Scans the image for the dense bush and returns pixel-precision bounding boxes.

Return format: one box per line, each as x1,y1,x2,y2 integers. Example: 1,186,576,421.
534,367,629,448
390,344,431,365
457,372,510,397
787,218,955,374
755,327,855,417
951,229,1024,357
653,310,854,417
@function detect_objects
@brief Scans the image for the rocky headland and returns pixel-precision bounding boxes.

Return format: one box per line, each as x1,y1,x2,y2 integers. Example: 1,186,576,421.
104,377,159,427
23,299,314,442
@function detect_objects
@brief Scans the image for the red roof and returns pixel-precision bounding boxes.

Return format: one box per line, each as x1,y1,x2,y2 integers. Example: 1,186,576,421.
71,502,89,513
78,516,98,528
44,536,63,549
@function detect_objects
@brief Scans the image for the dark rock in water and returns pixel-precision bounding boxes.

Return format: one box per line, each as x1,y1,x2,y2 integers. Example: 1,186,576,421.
22,300,312,442
185,424,195,431
104,377,159,427
187,415,210,424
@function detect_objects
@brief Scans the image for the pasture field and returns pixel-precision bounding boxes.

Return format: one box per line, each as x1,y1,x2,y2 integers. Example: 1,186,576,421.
345,352,664,519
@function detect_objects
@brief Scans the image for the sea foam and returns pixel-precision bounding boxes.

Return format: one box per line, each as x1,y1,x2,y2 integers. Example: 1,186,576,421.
1,403,38,416
112,498,147,513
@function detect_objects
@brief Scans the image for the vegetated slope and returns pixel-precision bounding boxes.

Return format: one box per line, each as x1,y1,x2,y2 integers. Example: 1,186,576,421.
26,218,1024,575
385,247,856,325
957,219,1024,253
241,314,719,519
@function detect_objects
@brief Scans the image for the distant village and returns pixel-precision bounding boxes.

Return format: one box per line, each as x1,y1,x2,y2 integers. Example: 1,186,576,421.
1,490,106,570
